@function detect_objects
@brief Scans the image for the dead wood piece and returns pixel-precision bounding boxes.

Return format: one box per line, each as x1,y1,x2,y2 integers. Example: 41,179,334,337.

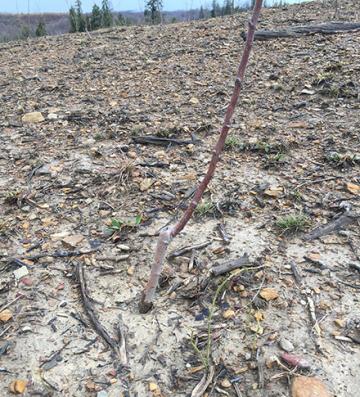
242,22,360,41
76,263,127,366
191,366,215,397
290,261,302,285
349,263,360,273
305,212,359,240
132,135,200,146
168,241,211,259
211,253,250,276
217,223,231,244
115,314,128,366
233,382,243,397
4,249,99,262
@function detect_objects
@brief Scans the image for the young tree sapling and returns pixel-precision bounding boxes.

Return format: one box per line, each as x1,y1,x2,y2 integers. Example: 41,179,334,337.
139,0,264,313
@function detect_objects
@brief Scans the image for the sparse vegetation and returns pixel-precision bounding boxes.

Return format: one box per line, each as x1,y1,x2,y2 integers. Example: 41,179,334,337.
224,136,243,151
144,0,163,24
276,213,310,234
325,151,360,167
35,20,46,37
109,215,142,232
194,200,216,217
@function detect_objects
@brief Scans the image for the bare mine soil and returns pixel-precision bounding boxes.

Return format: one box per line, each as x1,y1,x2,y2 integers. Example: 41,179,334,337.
0,1,359,396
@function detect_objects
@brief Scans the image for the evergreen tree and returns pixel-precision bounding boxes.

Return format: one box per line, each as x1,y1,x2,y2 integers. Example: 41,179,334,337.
75,0,86,32
223,0,234,15
116,13,126,25
144,0,162,24
91,4,102,30
69,6,77,33
102,0,113,27
35,20,47,37
211,0,221,17
199,5,205,19
20,25,31,39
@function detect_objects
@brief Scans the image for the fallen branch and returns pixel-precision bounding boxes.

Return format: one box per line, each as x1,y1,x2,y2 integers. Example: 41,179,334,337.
0,249,99,263
241,22,360,41
211,253,250,276
139,0,264,313
132,134,200,146
305,212,359,240
77,263,127,366
168,241,212,259
191,366,215,397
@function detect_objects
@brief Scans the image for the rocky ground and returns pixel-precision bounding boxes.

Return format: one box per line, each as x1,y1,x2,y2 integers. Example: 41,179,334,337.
0,1,359,396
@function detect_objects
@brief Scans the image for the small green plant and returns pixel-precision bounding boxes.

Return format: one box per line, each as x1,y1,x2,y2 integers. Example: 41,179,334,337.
263,152,286,168
224,136,243,151
276,213,310,234
130,126,143,136
0,220,8,235
194,200,215,217
109,215,142,231
4,191,20,206
325,151,360,167
290,190,303,203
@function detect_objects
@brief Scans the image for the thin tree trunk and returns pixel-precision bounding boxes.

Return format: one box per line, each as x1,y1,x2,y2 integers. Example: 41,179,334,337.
139,0,264,313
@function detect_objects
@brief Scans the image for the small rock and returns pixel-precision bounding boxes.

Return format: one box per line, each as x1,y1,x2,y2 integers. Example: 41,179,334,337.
345,182,360,195
62,234,85,248
97,391,108,397
0,309,13,322
149,382,159,392
128,151,137,159
74,156,94,174
245,352,252,360
279,337,294,352
127,266,134,276
118,244,130,251
189,97,199,104
220,378,231,388
21,325,32,333
13,266,29,280
22,111,44,123
259,288,279,301
47,113,58,120
264,186,283,198
139,178,153,191
334,319,346,328
291,376,331,397
20,277,33,286
223,309,235,319
9,379,27,394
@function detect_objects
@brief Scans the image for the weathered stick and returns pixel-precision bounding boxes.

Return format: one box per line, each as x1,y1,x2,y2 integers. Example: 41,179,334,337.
241,22,360,41
139,0,264,313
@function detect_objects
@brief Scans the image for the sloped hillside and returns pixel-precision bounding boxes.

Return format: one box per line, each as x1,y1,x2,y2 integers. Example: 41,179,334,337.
0,1,359,396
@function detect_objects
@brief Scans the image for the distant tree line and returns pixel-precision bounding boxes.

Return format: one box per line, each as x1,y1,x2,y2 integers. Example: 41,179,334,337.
69,0,133,33
15,19,47,40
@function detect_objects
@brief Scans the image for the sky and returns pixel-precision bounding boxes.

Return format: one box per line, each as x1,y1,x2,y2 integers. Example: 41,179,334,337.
0,0,305,13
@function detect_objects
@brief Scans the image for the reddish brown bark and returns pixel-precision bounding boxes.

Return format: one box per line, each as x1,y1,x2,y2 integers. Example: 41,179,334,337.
139,0,264,313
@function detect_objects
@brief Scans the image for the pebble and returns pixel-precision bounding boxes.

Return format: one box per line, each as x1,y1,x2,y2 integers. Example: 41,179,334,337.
279,337,294,352
13,266,29,280
220,378,231,388
222,309,235,319
96,391,108,397
21,111,44,123
292,376,331,397
128,151,137,159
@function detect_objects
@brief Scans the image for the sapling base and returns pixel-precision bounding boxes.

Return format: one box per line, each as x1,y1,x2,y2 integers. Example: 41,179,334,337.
139,0,264,313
